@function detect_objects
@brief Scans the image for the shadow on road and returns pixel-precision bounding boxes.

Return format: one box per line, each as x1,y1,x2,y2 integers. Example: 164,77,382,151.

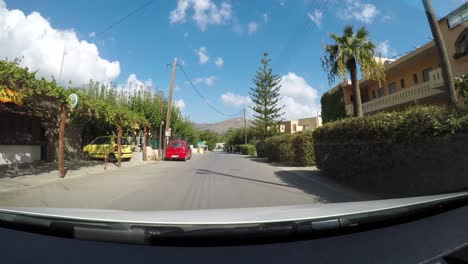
274,170,378,203
0,160,103,179
196,169,293,188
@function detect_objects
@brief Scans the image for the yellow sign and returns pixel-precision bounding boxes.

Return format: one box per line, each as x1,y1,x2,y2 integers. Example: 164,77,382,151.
0,88,23,106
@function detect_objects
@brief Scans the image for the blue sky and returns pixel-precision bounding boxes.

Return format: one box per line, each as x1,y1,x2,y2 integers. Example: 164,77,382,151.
1,0,466,123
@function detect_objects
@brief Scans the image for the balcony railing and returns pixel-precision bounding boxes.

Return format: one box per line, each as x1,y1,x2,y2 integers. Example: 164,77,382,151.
345,68,445,115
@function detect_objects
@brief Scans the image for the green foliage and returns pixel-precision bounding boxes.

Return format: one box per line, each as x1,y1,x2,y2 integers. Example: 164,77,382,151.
199,130,220,151
224,127,259,147
321,87,347,123
455,75,468,103
321,25,385,87
313,105,468,197
293,132,315,166
256,132,315,166
239,144,256,156
250,53,284,138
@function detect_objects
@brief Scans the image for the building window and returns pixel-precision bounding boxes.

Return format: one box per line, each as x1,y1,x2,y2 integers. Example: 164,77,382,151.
378,88,385,98
388,83,397,94
292,124,297,132
413,73,419,84
350,95,353,102
422,68,432,82
447,7,468,28
400,79,405,89
454,28,468,59
372,90,376,99
280,125,285,132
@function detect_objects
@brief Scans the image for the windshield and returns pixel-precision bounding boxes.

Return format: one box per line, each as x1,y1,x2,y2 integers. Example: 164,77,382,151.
0,0,467,221
168,142,183,147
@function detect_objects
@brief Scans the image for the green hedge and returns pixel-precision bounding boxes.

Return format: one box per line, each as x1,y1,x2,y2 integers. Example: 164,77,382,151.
239,144,256,156
313,105,468,197
255,132,315,166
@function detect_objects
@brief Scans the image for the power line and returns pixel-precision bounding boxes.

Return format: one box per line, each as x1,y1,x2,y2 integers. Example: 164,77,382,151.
95,0,155,37
177,64,244,117
275,0,329,69
67,0,155,52
273,0,330,70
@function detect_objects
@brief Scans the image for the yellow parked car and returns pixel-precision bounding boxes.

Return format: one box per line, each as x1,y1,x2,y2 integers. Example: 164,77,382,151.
83,136,132,162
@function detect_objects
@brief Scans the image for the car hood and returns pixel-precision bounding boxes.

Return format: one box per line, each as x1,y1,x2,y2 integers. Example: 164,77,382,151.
0,192,467,225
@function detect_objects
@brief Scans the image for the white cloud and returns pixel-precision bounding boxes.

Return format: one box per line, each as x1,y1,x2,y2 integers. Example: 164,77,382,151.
0,0,120,86
175,85,181,92
215,57,224,67
247,21,258,34
221,92,252,107
263,13,268,23
279,73,320,120
337,0,379,24
89,31,96,38
375,40,396,58
120,73,152,94
183,32,189,39
196,46,209,64
382,15,391,21
279,0,286,7
174,99,186,110
307,9,323,27
169,0,232,31
193,75,216,86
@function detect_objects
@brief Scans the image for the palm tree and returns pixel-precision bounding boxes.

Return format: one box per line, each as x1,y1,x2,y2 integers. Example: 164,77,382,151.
322,25,385,117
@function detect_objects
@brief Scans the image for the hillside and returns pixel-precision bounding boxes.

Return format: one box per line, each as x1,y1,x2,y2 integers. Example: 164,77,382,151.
194,118,254,135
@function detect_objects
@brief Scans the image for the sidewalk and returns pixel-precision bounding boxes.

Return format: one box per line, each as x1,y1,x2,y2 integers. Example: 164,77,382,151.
0,159,157,193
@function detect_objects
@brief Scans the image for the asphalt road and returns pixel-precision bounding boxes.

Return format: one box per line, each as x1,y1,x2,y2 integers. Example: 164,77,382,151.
0,152,371,210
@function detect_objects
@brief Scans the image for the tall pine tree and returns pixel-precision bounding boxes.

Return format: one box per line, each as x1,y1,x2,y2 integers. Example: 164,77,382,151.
249,53,284,138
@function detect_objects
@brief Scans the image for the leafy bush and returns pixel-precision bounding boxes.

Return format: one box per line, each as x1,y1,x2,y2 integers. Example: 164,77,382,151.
321,86,347,123
255,132,315,166
293,132,315,166
313,105,468,197
239,144,256,156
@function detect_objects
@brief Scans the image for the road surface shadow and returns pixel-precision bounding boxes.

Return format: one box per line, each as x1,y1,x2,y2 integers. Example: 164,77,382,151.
274,170,379,203
0,160,103,179
196,169,293,188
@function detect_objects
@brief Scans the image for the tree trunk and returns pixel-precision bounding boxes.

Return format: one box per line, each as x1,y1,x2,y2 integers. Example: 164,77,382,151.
143,126,147,161
349,60,363,117
117,127,122,167
58,104,66,178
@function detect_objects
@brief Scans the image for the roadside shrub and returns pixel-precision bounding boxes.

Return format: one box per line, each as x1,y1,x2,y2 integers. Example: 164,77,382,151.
293,132,315,166
313,105,468,197
255,132,315,166
239,144,256,156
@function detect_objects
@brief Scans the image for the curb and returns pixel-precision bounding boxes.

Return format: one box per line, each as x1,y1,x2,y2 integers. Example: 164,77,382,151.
0,161,158,194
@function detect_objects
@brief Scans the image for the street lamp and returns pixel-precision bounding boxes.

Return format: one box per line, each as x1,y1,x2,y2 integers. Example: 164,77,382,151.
159,121,164,159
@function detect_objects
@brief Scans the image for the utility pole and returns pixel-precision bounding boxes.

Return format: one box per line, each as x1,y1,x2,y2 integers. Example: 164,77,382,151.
158,91,164,159
243,108,247,145
422,0,458,105
164,58,177,154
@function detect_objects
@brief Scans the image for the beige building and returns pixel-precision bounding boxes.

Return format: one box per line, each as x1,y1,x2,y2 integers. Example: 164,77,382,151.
279,120,303,134
279,116,322,134
298,116,322,131
328,3,467,116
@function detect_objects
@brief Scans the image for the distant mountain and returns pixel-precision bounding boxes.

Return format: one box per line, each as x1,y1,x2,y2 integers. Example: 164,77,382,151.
194,118,254,135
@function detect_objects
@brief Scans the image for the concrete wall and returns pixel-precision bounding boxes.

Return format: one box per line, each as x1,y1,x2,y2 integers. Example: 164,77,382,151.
0,145,41,164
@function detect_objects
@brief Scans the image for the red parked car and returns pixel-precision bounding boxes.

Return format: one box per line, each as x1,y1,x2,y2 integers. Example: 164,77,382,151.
165,140,192,161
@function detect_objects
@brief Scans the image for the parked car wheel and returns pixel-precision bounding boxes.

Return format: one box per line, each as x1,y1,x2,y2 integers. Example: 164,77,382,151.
108,154,116,163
